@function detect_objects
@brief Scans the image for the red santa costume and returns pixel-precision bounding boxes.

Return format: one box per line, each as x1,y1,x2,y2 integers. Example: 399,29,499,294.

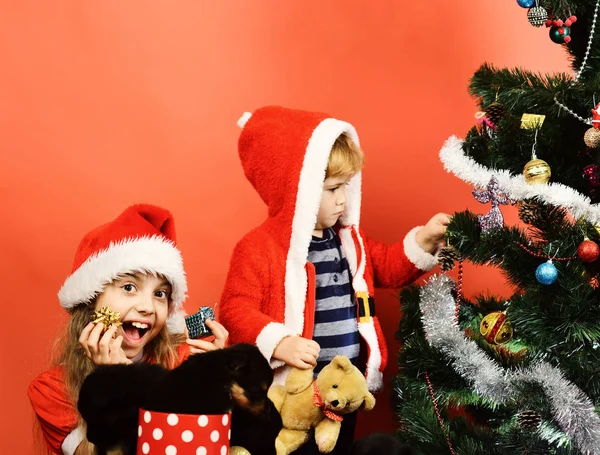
219,106,438,392
28,204,189,454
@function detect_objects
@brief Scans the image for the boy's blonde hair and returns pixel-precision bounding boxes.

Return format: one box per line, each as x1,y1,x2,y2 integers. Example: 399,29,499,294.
326,133,364,179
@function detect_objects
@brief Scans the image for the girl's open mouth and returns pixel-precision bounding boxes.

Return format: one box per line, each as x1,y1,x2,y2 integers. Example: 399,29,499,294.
121,321,151,343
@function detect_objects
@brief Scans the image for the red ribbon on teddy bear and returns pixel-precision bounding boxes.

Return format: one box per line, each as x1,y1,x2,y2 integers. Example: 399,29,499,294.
312,381,343,422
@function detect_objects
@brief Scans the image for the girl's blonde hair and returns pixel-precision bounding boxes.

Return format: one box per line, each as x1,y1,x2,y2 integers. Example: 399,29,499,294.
326,133,364,179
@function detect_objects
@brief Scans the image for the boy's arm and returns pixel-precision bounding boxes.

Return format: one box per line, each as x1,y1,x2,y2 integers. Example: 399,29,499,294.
28,367,80,454
219,237,296,368
364,226,439,289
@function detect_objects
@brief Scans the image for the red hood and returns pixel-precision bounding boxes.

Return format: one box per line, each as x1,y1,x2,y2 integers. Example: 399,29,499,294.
237,106,362,231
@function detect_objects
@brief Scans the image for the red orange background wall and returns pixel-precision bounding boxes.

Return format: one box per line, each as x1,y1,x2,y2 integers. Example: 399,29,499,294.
0,2,567,453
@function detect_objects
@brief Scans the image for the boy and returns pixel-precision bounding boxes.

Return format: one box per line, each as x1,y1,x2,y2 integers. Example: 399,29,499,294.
220,106,448,453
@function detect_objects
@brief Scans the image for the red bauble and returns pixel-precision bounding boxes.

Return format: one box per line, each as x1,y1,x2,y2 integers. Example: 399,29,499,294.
578,239,600,262
592,102,600,129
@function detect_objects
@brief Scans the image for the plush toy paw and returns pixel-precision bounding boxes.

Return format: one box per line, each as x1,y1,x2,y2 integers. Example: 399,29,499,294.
315,418,341,454
316,433,338,453
275,438,288,455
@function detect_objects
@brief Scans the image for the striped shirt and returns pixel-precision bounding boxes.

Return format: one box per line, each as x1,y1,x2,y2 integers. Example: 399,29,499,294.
308,228,360,374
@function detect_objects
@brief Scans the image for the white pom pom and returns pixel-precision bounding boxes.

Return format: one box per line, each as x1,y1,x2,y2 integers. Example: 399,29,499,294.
237,112,252,128
166,309,187,334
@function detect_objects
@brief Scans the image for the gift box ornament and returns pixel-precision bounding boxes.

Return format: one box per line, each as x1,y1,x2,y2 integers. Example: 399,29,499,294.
185,306,215,339
137,409,231,455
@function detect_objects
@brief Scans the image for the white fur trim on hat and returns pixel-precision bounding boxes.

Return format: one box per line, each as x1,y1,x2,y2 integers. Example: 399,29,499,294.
403,227,439,271
338,226,368,293
58,235,188,312
339,228,358,275
237,112,252,128
166,308,187,335
285,117,359,336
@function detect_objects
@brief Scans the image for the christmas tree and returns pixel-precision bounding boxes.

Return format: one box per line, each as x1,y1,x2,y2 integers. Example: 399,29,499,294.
395,1,600,454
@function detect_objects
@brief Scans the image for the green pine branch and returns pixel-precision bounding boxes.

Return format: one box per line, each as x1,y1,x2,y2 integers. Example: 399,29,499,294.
395,3,600,453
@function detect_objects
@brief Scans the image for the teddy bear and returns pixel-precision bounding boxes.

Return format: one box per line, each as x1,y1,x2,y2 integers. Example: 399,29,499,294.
267,355,376,455
78,343,282,455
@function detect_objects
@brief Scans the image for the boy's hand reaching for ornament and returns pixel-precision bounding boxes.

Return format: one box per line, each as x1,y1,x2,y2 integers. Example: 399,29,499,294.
273,336,320,369
79,322,132,365
416,213,451,253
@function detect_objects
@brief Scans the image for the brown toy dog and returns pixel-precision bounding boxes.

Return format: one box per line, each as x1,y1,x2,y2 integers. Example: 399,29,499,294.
268,355,376,454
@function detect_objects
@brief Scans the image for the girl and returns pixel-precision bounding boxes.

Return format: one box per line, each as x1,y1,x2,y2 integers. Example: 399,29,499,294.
28,204,228,455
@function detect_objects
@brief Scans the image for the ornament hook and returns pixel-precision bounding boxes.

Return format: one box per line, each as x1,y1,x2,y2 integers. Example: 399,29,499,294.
531,128,540,159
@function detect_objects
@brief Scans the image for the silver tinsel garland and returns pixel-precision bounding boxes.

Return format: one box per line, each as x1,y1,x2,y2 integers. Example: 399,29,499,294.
419,274,600,454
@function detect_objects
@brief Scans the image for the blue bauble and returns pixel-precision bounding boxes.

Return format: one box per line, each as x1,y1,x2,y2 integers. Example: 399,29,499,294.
517,0,535,7
536,261,558,285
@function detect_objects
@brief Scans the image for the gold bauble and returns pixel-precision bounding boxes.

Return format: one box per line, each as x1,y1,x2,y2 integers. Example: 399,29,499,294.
230,447,252,455
523,159,551,185
584,127,600,148
480,311,513,345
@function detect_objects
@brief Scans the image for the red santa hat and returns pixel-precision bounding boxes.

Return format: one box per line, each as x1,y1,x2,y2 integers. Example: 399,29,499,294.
57,204,187,333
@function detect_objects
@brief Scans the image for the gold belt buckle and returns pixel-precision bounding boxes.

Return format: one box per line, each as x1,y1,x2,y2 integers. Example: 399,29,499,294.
356,291,371,322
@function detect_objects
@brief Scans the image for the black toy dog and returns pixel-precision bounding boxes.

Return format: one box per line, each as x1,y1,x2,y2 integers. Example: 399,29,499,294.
350,432,415,455
78,343,281,455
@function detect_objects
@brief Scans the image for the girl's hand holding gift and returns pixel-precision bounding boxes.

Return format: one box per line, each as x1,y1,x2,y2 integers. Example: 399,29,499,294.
186,319,229,354
79,321,132,365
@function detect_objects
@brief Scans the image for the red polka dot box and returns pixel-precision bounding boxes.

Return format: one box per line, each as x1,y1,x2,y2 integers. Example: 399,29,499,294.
136,409,231,455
